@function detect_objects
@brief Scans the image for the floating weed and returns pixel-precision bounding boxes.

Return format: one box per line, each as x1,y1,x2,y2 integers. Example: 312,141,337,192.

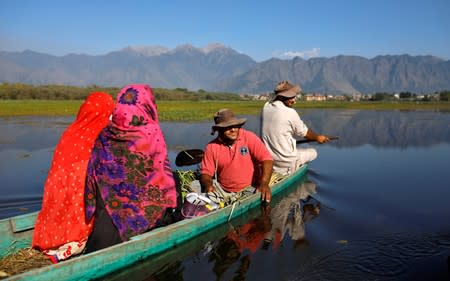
17,153,31,159
0,138,15,144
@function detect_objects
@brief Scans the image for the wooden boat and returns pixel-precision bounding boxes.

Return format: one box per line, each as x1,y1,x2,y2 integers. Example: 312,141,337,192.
0,164,308,281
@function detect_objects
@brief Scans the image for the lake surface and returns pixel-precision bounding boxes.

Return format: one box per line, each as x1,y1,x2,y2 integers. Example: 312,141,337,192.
1,109,449,280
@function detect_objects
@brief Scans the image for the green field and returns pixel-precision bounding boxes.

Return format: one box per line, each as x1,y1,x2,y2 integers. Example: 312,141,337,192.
0,100,449,120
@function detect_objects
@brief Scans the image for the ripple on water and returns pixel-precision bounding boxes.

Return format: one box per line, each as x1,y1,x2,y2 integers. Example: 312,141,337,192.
290,232,450,281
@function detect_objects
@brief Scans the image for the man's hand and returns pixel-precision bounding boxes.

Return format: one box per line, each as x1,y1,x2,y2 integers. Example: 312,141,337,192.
258,184,272,203
258,160,273,203
316,135,330,144
206,185,215,193
306,129,332,144
200,174,215,193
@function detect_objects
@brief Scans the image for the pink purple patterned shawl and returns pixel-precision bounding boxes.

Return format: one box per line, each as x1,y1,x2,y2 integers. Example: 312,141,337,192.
84,84,177,240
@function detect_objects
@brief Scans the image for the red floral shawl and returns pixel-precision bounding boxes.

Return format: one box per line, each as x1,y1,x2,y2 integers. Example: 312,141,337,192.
84,84,177,241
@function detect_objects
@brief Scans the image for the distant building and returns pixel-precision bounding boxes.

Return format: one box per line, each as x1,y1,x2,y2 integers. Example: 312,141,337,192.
304,93,327,101
256,94,269,101
352,94,362,101
362,94,373,100
239,93,271,101
334,95,346,101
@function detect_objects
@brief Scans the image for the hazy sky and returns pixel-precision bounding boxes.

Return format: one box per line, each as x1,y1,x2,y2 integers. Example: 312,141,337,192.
1,0,449,61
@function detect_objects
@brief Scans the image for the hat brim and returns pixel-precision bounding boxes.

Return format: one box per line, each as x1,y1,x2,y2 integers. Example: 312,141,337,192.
212,118,247,129
276,85,300,98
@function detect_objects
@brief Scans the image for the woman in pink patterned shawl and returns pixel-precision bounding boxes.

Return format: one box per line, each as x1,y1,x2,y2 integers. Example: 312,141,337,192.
84,84,177,252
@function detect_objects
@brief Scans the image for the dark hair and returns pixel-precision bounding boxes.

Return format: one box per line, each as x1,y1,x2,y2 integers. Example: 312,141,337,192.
274,95,294,102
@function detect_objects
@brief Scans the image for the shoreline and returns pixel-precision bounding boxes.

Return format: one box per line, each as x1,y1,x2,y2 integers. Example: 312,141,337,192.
0,100,449,120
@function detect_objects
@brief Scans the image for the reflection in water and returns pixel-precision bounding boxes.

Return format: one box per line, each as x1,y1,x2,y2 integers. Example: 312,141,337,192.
150,261,184,281
208,181,320,280
161,110,450,149
298,109,450,147
1,110,449,153
1,111,450,280
264,181,319,247
0,116,71,152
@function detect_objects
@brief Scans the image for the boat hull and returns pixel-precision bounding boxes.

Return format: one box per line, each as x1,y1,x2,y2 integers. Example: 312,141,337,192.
1,164,308,280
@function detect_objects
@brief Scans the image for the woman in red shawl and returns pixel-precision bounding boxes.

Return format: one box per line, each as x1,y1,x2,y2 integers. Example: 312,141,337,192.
32,92,115,263
84,84,177,252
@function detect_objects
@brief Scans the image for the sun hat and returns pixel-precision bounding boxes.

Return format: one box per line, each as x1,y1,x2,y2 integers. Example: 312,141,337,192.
274,80,301,98
211,108,246,134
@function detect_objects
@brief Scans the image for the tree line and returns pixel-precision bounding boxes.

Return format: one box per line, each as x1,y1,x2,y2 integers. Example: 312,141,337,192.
0,83,244,101
368,91,450,101
1,83,449,102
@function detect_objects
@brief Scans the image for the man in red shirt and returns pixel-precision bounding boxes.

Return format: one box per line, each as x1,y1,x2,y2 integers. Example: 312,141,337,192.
200,109,273,203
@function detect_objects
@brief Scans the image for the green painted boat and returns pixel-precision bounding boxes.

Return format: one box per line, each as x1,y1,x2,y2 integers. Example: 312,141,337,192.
0,164,308,281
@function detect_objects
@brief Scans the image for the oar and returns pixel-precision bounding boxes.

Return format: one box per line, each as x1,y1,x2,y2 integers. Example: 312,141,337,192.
175,149,204,166
296,136,339,144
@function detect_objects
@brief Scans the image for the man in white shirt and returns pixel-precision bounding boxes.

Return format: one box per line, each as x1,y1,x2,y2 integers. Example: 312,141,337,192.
261,80,330,175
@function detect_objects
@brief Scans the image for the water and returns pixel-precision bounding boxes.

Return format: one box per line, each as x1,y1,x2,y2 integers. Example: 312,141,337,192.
1,110,449,280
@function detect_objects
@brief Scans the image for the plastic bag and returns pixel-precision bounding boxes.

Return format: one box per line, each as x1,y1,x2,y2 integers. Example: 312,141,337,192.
181,193,219,218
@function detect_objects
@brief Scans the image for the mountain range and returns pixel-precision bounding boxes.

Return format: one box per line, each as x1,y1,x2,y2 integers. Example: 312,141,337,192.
1,43,449,94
